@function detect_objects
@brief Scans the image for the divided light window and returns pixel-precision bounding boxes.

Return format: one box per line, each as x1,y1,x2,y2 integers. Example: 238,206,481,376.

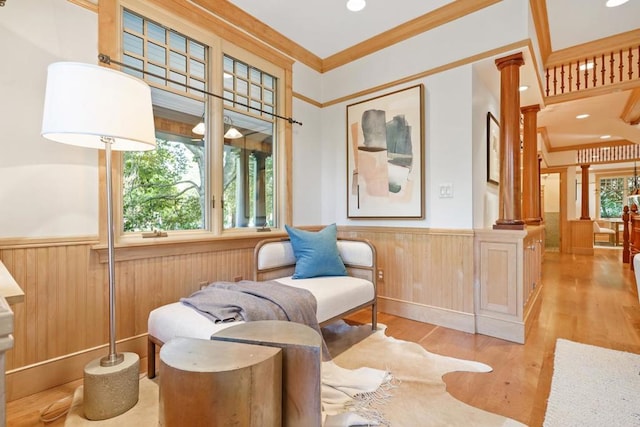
121,9,207,233
598,175,637,218
221,55,277,230
119,9,279,235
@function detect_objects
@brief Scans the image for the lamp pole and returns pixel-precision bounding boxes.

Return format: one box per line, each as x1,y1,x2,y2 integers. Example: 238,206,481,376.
101,138,124,367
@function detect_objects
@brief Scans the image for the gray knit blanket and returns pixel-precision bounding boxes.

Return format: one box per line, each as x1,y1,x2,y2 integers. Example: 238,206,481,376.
180,280,330,358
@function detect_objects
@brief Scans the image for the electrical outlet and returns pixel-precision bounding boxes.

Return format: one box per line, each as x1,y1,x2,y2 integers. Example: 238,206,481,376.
377,269,384,280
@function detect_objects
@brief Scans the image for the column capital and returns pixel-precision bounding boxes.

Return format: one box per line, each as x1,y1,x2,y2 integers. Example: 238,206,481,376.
495,52,524,70
521,104,541,114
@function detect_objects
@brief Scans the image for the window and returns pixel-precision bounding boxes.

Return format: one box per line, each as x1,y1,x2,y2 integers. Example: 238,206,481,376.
221,55,276,229
119,8,280,236
597,174,638,218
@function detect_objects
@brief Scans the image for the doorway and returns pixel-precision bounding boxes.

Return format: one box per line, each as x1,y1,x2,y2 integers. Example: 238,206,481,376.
542,173,561,251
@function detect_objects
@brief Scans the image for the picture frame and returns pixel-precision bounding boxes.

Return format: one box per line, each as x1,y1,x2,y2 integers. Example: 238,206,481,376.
346,84,424,219
486,111,500,185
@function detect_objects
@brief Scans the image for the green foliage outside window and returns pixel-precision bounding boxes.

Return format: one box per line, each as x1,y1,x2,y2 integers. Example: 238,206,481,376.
123,139,204,231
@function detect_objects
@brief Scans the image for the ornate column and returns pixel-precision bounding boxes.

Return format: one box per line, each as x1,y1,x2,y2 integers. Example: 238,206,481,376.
494,52,525,230
522,104,541,224
580,164,591,220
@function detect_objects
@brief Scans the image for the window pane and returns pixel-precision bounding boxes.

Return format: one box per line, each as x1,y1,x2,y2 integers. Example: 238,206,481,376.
264,89,273,104
251,83,261,99
169,71,186,91
190,40,205,60
147,41,166,65
223,110,275,229
123,55,144,79
169,51,186,72
263,74,274,89
147,21,166,44
236,62,248,78
123,10,143,34
124,89,206,232
190,59,205,79
223,56,234,73
236,79,248,96
189,79,205,97
600,177,624,218
147,63,166,85
124,33,143,56
169,32,186,52
250,67,261,82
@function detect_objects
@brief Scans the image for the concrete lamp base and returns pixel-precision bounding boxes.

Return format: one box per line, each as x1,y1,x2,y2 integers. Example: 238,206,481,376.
83,352,140,420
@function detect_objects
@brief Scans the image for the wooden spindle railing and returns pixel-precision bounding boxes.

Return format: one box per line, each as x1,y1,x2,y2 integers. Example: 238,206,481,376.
546,44,640,97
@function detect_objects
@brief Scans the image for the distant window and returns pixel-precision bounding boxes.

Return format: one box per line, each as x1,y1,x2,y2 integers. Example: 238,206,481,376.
598,175,637,218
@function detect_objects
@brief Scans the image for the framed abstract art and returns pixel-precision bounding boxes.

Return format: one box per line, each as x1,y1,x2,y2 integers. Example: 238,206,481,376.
346,84,424,219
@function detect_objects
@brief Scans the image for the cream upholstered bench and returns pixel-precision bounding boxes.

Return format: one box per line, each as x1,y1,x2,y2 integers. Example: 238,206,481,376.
593,221,616,245
147,236,377,378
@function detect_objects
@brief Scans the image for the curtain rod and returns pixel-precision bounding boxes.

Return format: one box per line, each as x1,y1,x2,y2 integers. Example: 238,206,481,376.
98,53,303,126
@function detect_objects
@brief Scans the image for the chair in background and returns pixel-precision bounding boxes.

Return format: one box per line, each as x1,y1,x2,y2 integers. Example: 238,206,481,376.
593,221,616,246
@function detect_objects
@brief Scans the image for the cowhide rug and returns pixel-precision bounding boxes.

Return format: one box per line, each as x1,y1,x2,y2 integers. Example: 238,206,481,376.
322,321,525,426
66,321,525,426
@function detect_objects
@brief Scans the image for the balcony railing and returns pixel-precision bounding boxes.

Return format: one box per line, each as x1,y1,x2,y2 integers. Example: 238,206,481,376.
576,144,640,165
546,45,640,97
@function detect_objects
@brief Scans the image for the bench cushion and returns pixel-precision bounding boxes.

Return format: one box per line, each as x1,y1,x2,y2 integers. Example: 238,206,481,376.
148,275,374,345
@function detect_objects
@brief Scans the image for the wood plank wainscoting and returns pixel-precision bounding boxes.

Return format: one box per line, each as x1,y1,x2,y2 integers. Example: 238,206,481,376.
0,225,541,401
339,227,476,333
568,219,595,255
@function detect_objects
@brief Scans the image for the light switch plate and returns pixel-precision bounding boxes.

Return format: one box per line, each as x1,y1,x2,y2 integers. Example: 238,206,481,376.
439,183,453,198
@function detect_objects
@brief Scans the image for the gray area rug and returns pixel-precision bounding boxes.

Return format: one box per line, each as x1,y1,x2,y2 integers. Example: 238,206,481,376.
544,338,640,426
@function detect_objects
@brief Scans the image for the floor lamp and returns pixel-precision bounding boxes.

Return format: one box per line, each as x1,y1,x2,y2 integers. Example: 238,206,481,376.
41,62,156,420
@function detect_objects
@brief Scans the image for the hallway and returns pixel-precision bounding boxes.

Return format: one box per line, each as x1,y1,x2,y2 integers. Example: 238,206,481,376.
349,247,640,426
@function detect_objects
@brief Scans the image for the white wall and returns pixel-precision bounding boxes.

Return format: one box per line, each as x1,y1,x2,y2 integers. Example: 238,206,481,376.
320,0,529,103
290,96,323,225
472,65,500,229
0,0,98,238
292,0,530,229
543,174,560,212
0,0,536,237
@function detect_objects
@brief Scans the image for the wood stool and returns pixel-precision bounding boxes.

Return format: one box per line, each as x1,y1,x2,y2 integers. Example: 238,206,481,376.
159,337,282,427
211,320,322,427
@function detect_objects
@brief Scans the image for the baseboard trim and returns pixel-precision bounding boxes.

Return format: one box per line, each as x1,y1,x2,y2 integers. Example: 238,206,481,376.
475,315,524,344
6,335,148,402
378,297,475,333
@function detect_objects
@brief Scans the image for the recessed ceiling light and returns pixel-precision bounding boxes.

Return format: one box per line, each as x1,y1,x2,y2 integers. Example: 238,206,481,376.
518,85,529,92
576,114,590,119
600,135,612,139
606,0,629,7
579,62,594,71
346,0,366,12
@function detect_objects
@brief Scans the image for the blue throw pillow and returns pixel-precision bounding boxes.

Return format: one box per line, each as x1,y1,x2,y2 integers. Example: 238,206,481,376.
284,224,347,279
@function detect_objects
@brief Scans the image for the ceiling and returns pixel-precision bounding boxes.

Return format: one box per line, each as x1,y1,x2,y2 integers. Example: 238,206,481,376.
226,0,640,168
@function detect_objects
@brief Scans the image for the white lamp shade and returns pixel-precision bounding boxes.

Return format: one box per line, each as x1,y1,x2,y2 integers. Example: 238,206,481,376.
41,62,156,152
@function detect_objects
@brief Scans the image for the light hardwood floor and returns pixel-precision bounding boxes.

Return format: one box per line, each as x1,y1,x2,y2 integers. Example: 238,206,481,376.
7,248,640,426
